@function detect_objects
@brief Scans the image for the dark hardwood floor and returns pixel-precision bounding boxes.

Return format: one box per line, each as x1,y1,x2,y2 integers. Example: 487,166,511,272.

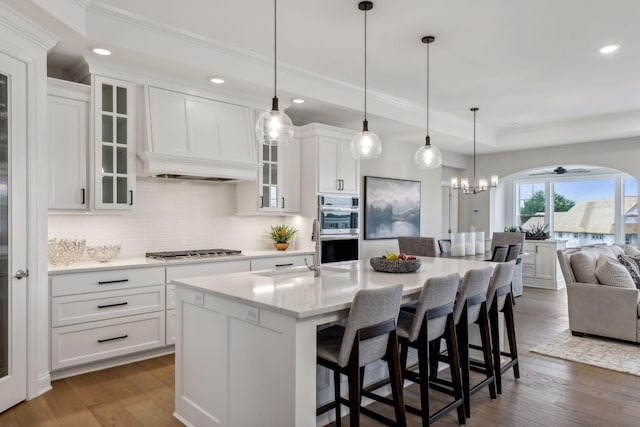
2,288,640,426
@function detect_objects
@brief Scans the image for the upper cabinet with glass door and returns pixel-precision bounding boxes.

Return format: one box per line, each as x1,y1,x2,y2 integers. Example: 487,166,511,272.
93,75,136,210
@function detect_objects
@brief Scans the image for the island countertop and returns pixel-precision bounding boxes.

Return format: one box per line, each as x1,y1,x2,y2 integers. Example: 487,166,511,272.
171,257,496,319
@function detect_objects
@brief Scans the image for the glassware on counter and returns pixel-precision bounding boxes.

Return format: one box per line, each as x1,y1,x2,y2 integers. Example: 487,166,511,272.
87,245,121,263
48,238,86,265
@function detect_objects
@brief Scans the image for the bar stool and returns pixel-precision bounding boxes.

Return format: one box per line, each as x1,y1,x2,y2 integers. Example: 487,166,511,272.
430,266,496,419
489,245,508,262
486,261,520,394
397,273,465,426
505,244,521,262
398,236,437,257
316,284,406,427
438,239,452,254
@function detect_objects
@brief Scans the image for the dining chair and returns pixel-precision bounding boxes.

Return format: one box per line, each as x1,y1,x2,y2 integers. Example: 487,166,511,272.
398,237,437,257
316,284,406,427
438,239,452,254
505,243,522,262
489,245,509,262
491,232,525,255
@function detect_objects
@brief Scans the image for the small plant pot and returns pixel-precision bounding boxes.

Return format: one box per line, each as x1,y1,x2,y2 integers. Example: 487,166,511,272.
274,242,289,251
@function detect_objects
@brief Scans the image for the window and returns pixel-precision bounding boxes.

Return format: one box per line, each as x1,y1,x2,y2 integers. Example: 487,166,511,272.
517,182,545,227
624,177,638,247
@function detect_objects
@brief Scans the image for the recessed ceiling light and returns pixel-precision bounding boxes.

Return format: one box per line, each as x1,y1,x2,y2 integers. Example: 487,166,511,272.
92,48,111,56
292,98,305,104
599,44,620,54
512,122,520,126
209,78,225,84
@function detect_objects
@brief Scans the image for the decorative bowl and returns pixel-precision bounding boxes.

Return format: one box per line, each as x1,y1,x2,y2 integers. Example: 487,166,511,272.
87,245,121,263
369,257,421,273
48,238,86,265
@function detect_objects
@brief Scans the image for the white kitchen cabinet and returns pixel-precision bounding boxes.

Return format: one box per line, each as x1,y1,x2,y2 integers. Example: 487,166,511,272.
50,267,167,374
92,75,136,210
166,310,176,345
142,86,257,179
299,123,359,217
522,240,567,289
249,255,311,271
47,79,90,210
317,136,359,194
236,136,301,215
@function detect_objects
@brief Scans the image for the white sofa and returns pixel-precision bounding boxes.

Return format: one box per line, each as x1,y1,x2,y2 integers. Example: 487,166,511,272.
557,244,640,342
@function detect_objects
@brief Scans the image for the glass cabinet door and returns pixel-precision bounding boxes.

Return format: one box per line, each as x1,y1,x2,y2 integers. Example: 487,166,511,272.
94,76,135,209
261,144,280,209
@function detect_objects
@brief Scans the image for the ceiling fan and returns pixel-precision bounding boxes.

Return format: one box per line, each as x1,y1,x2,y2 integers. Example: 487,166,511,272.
529,166,591,176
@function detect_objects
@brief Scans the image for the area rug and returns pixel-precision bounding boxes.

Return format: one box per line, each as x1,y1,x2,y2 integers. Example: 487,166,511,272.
530,329,640,377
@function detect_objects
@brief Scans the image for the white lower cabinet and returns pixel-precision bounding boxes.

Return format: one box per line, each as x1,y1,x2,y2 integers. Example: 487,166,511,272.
522,240,567,289
166,309,176,345
51,311,165,370
250,255,310,271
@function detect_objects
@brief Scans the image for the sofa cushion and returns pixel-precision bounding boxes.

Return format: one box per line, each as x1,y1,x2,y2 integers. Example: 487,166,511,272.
595,255,635,288
625,244,640,257
570,250,599,284
609,245,625,257
592,245,617,260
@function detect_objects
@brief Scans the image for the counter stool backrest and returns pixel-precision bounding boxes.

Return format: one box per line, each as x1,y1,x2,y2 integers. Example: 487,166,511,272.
487,261,516,312
407,272,460,343
398,237,437,257
491,232,525,254
438,239,452,254
505,244,522,262
454,266,494,325
337,283,404,368
490,245,509,262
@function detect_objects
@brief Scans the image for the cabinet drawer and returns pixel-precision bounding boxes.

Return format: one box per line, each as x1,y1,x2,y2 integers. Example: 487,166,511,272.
522,264,535,278
166,259,250,281
166,284,176,309
51,311,165,370
166,309,176,345
51,285,165,327
250,255,310,271
51,267,165,297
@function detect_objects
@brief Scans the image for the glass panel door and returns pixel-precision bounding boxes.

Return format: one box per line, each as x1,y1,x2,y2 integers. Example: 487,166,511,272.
261,144,279,208
0,72,7,379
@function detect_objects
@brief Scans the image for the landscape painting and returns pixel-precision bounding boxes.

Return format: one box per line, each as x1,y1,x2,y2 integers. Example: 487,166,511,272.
364,176,421,240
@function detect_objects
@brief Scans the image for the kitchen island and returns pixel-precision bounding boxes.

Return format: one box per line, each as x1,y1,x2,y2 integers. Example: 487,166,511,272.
172,257,496,427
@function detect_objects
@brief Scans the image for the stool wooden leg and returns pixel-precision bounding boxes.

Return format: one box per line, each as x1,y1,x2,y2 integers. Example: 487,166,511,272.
399,341,409,380
479,308,496,399
505,296,520,379
429,338,440,380
387,333,407,426
489,304,502,394
456,321,471,419
446,318,466,425
333,370,342,426
417,342,430,427
348,364,360,427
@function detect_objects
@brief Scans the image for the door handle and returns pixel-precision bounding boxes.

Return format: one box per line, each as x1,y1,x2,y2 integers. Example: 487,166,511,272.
129,190,134,206
281,197,285,209
15,269,29,280
81,188,86,205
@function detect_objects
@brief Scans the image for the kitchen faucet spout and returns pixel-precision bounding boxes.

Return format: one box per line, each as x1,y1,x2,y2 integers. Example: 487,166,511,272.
305,219,321,277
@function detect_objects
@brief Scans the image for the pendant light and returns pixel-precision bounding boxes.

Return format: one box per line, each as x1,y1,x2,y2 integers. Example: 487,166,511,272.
255,0,294,146
350,1,382,160
451,108,498,194
414,35,442,169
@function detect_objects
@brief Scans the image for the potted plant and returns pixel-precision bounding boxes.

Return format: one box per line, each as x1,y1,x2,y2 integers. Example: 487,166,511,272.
523,223,550,240
268,224,298,251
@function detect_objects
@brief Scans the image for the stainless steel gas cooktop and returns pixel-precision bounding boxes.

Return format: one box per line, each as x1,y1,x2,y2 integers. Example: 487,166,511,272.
145,248,243,260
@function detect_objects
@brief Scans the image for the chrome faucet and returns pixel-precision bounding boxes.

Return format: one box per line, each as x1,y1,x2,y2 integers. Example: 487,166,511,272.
305,219,322,277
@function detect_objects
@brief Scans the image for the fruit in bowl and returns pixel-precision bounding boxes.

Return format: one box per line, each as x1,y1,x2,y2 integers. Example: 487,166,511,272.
370,253,421,273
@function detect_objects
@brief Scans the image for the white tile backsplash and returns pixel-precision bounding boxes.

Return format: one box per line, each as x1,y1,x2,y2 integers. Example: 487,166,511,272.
48,177,311,259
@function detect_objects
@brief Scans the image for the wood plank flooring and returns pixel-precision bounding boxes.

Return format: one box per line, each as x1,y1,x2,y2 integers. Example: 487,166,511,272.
2,288,640,426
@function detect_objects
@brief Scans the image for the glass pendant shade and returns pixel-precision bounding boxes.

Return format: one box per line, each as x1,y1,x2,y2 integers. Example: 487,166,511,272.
255,100,294,146
415,136,442,169
351,122,382,159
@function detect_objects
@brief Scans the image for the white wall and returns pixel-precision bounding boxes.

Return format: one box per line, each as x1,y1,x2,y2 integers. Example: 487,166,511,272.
49,178,305,259
459,137,640,240
358,141,450,260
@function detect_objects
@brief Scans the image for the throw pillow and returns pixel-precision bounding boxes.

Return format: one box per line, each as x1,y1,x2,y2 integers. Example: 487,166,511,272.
595,255,635,288
625,244,640,257
618,254,640,289
609,245,625,257
570,251,599,284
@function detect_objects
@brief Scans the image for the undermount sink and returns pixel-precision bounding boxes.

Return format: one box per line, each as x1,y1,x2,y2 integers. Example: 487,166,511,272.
253,265,351,278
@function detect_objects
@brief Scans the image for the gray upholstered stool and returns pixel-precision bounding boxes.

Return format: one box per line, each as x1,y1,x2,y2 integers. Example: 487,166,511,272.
316,284,406,427
486,261,519,394
396,273,465,426
489,245,509,262
398,236,437,257
438,239,452,254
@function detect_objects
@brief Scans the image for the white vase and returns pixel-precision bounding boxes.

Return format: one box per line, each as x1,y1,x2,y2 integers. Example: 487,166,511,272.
451,233,465,256
475,231,485,254
465,232,475,256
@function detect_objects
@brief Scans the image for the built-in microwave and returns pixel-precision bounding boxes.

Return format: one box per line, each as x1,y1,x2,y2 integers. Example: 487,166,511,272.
318,195,359,235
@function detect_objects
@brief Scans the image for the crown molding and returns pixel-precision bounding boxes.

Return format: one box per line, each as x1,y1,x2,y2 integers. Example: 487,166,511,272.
0,2,59,50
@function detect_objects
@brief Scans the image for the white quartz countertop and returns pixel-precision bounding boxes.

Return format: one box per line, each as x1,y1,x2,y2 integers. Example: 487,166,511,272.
172,257,496,319
48,249,314,275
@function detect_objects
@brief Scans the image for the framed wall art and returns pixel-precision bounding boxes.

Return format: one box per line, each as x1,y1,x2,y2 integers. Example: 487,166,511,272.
364,176,421,240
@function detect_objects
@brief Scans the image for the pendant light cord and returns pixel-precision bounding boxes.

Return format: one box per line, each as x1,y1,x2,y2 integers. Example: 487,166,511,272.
274,0,277,98
473,108,477,186
364,7,367,121
426,41,430,136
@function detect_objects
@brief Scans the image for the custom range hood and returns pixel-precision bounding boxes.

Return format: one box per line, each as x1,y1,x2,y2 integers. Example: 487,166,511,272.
138,86,259,181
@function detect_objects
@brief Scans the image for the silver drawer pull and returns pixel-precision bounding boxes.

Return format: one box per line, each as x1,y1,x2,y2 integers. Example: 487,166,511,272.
97,301,128,309
275,263,294,267
97,334,128,343
98,279,129,285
